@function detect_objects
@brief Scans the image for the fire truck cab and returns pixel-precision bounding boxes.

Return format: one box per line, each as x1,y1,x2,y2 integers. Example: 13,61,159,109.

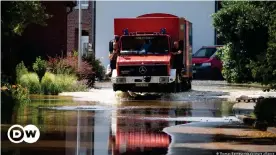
109,13,193,93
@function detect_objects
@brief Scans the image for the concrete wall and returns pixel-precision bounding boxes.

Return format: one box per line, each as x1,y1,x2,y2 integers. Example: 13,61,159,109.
95,1,215,67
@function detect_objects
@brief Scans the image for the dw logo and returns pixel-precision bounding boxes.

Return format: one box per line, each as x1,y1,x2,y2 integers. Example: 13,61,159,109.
7,124,40,143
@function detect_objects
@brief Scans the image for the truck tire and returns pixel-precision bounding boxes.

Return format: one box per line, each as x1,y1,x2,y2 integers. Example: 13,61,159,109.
181,79,192,91
169,82,177,93
169,75,179,93
187,80,192,90
112,84,118,92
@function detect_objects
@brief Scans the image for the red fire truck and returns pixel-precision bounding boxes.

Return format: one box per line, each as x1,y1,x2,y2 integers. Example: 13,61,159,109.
109,13,193,93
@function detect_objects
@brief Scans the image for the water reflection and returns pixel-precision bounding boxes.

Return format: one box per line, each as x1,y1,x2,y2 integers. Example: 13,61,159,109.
1,96,234,155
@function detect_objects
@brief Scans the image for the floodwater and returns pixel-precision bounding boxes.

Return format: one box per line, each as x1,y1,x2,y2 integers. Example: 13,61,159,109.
1,81,276,155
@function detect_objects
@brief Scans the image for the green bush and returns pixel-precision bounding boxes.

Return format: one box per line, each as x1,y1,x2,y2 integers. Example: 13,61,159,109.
41,72,88,95
82,53,105,82
212,1,276,89
70,80,88,92
55,74,78,91
254,97,276,126
41,72,60,95
15,61,28,83
217,44,253,83
1,83,30,105
33,56,47,81
19,73,41,94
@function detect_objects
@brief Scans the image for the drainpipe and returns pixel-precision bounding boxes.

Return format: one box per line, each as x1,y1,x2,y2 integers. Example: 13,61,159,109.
78,0,82,71
91,1,96,60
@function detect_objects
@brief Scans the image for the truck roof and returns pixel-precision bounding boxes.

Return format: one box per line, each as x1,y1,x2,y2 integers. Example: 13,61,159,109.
114,17,181,36
137,13,179,18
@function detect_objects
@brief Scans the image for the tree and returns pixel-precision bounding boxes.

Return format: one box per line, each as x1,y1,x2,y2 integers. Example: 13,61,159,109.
1,1,50,36
212,1,276,90
1,1,51,82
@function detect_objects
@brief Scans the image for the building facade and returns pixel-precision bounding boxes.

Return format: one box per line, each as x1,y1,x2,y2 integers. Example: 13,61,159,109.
94,1,220,68
67,1,95,57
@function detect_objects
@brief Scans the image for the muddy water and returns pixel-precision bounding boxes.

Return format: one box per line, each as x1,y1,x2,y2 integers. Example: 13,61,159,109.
1,94,237,155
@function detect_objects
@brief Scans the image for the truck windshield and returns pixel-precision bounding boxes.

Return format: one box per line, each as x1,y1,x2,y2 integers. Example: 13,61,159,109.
120,35,169,55
193,47,217,58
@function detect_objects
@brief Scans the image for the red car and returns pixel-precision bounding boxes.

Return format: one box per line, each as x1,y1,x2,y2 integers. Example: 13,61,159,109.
192,45,224,80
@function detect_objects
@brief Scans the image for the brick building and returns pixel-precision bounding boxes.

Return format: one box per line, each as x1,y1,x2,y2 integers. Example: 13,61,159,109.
67,1,95,57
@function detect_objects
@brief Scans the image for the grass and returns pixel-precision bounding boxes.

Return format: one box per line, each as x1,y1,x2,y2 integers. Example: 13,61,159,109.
41,72,88,95
19,73,41,94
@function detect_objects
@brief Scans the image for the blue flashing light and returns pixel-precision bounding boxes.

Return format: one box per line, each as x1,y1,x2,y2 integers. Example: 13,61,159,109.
123,28,129,35
160,28,166,34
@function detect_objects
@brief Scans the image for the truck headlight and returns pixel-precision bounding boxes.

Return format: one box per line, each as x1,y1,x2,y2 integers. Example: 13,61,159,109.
159,77,169,83
116,78,126,83
201,62,211,67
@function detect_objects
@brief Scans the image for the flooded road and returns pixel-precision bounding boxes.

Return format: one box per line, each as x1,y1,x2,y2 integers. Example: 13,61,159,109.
1,81,276,155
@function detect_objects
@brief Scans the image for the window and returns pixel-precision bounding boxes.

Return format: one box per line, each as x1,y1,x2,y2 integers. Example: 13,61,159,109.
193,48,217,58
121,36,169,55
75,0,89,9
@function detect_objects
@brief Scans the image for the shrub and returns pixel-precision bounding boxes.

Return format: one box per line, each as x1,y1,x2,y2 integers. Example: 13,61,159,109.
1,83,30,105
254,97,276,126
47,51,95,87
19,73,41,94
217,44,254,83
66,80,88,92
15,61,28,83
82,53,105,82
55,74,78,91
88,58,105,81
47,55,77,75
41,72,60,95
41,72,88,95
212,1,276,89
33,56,47,81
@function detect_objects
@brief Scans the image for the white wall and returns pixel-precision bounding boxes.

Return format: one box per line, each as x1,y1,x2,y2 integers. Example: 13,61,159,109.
95,1,215,67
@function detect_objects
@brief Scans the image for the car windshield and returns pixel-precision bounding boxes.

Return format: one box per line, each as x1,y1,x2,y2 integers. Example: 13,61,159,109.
193,47,217,58
120,35,169,55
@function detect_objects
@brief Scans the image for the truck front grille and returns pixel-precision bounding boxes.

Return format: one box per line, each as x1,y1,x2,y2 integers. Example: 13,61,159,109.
118,65,168,76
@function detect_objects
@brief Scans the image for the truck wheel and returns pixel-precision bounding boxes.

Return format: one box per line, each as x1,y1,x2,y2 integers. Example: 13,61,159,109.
113,84,118,92
186,80,192,90
181,79,192,91
177,75,183,92
170,75,179,93
170,82,177,93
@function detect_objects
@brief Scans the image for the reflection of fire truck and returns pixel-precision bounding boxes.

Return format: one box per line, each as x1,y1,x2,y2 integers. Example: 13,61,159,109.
110,109,170,154
110,13,193,93
109,107,192,154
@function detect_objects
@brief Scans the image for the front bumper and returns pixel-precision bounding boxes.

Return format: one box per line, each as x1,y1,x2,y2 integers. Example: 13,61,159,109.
111,69,177,84
113,83,174,92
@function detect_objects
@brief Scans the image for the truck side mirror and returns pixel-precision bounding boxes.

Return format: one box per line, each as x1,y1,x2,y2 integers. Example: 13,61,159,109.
109,41,113,52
